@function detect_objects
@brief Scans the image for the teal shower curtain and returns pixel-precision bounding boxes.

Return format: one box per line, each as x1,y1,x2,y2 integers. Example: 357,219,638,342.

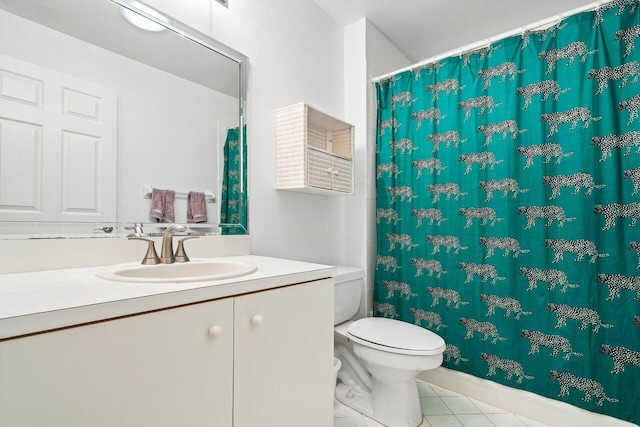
375,4,639,424
220,126,247,235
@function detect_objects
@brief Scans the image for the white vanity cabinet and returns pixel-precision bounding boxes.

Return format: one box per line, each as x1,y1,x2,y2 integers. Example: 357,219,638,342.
275,102,354,195
0,279,333,427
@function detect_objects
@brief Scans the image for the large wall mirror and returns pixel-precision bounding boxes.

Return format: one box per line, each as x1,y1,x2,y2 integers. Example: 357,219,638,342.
0,0,247,238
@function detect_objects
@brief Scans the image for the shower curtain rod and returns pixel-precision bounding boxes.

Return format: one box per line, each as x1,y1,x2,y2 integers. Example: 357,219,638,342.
371,0,614,83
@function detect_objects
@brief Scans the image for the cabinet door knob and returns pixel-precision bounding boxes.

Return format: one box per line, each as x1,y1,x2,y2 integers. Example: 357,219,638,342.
208,325,223,338
334,169,339,176
250,314,264,327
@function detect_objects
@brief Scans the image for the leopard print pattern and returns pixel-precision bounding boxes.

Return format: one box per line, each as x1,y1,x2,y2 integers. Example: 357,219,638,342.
635,315,640,326
444,344,468,365
411,258,447,278
412,108,445,128
387,186,418,203
479,178,528,202
521,21,566,47
412,208,447,226
477,120,527,145
427,182,468,203
462,44,501,65
459,262,505,285
518,206,576,229
385,233,419,251
480,237,530,258
591,130,640,161
379,117,400,135
458,152,504,174
542,172,605,199
427,130,467,152
427,235,468,255
521,329,583,360
412,158,447,177
459,318,507,343
373,301,399,318
389,138,418,154
382,280,417,300
426,78,465,100
601,344,640,374
517,143,573,168
409,308,447,330
550,370,619,406
480,294,531,319
516,80,570,109
545,238,609,263
459,207,504,228
624,166,640,195
376,208,401,225
630,241,640,269
413,61,446,81
588,61,640,94
597,273,640,300
376,255,400,272
458,96,501,120
539,41,598,74
619,93,640,124
541,107,602,137
594,0,638,26
615,24,640,57
390,91,416,110
426,287,468,309
594,202,640,230
477,62,525,90
519,267,579,292
481,353,533,383
547,302,614,333
376,163,401,179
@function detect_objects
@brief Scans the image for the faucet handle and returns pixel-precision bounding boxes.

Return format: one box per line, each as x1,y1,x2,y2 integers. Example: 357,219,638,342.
129,237,160,265
174,236,199,263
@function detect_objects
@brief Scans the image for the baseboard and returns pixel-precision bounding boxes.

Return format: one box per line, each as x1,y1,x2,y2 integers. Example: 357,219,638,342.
418,367,635,427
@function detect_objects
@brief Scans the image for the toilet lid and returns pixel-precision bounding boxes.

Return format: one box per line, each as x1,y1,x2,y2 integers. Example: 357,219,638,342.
347,317,445,353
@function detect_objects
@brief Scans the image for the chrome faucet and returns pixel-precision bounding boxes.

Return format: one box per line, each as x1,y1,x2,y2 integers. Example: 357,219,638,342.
160,224,186,264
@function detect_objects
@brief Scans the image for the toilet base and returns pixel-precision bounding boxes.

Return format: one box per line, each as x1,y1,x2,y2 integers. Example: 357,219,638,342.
335,380,423,427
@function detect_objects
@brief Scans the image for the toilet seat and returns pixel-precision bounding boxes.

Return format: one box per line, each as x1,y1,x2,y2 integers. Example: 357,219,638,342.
346,317,445,356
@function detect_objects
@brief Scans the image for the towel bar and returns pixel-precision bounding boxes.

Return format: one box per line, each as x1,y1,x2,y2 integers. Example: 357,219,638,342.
142,184,215,203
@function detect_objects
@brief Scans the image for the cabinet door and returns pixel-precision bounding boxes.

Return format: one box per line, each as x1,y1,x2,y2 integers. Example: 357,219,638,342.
332,156,352,193
234,280,334,427
0,299,234,427
307,148,333,190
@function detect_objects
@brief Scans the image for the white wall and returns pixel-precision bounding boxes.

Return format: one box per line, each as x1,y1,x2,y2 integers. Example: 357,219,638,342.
0,9,237,226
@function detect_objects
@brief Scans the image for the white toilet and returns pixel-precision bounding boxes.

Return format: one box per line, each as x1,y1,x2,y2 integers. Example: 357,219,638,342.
334,266,445,427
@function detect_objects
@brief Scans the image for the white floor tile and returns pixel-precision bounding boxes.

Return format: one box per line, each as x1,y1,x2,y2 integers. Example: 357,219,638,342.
420,397,453,416
441,396,482,414
335,401,365,418
454,414,495,426
426,414,464,427
430,384,462,397
417,380,438,397
486,413,528,427
363,416,387,427
469,398,508,414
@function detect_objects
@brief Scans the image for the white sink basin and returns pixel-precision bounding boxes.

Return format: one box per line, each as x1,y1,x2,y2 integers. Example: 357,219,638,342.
96,259,257,283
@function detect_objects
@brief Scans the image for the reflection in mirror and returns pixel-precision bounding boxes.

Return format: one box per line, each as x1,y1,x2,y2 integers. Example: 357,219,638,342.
0,0,247,238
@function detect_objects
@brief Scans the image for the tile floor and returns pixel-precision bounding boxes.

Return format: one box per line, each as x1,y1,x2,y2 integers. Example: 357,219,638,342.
334,380,550,427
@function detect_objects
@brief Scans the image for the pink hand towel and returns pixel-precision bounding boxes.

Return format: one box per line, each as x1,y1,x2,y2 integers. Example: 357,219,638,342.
187,191,207,223
162,190,175,223
149,188,165,222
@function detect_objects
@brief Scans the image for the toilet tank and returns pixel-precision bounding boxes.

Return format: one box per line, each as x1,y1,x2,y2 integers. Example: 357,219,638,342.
334,266,364,326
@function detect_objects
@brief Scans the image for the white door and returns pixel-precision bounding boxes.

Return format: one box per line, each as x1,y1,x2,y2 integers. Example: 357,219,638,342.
234,280,334,427
0,53,117,222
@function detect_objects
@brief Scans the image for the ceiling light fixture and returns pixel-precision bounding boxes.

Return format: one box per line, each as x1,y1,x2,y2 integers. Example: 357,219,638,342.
120,1,171,32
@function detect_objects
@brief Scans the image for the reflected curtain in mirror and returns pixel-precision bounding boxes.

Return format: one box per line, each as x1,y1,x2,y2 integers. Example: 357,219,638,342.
220,126,247,235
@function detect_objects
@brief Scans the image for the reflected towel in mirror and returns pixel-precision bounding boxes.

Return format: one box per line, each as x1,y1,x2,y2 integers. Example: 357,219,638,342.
149,188,175,223
187,191,207,223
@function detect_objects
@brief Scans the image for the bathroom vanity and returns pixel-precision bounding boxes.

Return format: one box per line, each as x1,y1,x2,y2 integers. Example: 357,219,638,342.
0,256,335,427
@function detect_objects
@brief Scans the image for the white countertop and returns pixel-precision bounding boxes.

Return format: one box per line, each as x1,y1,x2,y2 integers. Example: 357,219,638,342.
0,255,335,340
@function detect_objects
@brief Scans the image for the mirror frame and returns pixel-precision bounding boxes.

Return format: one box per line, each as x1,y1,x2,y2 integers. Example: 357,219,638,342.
0,0,249,238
